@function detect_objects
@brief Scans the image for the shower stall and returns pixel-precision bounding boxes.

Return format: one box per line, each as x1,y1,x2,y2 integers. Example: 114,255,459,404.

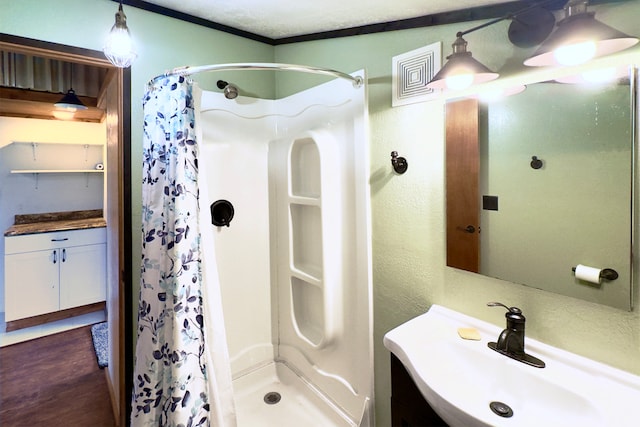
195,68,373,426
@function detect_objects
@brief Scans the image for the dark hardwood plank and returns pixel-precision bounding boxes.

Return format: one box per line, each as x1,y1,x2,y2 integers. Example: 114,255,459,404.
0,325,116,427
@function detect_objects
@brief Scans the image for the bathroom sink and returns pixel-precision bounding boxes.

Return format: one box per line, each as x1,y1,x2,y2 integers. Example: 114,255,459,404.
383,305,640,427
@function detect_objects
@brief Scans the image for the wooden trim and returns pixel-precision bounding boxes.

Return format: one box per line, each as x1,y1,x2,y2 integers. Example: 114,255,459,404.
121,0,571,46
123,0,527,45
122,0,272,44
5,302,106,332
0,34,112,68
274,1,528,45
119,65,133,427
98,68,119,110
104,367,121,426
0,36,108,123
119,0,628,46
0,87,98,107
0,87,105,123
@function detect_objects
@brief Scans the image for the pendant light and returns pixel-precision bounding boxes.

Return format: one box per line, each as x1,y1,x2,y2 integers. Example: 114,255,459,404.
426,34,499,91
54,88,88,111
524,0,638,67
54,64,87,119
104,0,137,68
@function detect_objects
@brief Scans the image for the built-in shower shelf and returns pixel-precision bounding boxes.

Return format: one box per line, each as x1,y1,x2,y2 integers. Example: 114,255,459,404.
291,267,322,286
289,195,320,206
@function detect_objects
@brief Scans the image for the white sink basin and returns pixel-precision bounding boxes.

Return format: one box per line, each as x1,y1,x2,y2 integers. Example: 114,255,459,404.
383,305,640,427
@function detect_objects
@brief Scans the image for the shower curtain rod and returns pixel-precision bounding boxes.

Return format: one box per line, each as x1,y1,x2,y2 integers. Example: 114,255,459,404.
149,62,364,88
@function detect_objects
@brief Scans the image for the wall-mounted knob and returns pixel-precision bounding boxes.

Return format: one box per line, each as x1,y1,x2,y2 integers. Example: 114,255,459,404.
530,156,543,169
391,151,408,174
210,199,234,227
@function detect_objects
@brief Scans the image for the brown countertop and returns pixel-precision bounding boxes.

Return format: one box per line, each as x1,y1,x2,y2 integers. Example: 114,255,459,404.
4,209,106,236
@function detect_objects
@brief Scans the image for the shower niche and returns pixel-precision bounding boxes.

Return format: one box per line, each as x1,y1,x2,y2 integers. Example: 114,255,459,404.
289,133,342,348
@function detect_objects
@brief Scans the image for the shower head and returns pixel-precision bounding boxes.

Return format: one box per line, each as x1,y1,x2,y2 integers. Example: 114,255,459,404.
224,84,239,100
216,80,239,100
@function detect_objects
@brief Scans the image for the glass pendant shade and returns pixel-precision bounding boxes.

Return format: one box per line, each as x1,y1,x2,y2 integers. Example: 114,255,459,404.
54,88,88,110
524,2,638,67
104,2,137,68
427,36,499,91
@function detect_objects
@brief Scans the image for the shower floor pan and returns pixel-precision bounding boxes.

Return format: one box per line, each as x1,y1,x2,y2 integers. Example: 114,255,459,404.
233,361,356,427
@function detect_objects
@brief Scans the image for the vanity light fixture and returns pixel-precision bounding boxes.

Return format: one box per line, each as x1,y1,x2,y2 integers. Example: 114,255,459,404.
524,0,638,67
103,0,137,68
427,1,556,91
426,34,499,91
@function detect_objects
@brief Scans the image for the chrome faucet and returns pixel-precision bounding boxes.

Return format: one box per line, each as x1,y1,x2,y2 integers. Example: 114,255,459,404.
487,302,545,368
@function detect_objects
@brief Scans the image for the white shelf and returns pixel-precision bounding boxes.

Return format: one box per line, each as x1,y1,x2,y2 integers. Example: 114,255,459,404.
11,141,104,147
11,169,104,174
289,195,320,206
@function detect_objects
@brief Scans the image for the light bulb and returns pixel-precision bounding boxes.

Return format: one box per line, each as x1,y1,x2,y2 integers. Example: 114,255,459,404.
103,3,137,68
106,29,133,57
445,74,474,90
553,41,597,66
53,109,76,120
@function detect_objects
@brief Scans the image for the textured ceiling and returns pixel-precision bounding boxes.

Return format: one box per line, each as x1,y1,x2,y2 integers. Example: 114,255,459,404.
141,0,512,39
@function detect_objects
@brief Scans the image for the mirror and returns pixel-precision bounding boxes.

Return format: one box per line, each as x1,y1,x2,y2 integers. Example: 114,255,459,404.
446,65,636,310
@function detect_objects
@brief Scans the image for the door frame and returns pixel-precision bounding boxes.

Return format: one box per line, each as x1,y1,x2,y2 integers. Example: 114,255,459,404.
0,33,133,426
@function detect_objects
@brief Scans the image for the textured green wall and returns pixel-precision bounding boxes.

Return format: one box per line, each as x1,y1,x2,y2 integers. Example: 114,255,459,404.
3,1,640,426
275,3,640,426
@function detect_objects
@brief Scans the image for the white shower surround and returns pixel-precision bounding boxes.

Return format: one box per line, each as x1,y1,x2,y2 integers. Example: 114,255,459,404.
197,70,373,426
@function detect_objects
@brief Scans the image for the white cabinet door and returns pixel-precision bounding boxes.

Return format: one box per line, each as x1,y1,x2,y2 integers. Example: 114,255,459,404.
59,243,107,310
5,249,59,321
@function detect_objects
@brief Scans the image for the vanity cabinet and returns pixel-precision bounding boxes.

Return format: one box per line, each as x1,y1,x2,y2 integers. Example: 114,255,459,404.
4,227,106,322
391,354,448,427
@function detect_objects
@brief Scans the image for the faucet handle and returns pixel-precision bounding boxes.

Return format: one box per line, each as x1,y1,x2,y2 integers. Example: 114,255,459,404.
487,302,522,314
488,302,525,324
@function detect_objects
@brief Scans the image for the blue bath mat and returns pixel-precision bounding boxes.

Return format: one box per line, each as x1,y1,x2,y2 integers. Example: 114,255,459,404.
91,322,108,368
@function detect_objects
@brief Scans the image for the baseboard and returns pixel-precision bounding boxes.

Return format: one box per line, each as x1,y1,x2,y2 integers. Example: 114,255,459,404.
5,302,106,332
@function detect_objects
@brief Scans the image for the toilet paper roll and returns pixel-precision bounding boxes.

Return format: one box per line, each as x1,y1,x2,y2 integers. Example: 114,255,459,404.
95,163,104,170
574,264,602,284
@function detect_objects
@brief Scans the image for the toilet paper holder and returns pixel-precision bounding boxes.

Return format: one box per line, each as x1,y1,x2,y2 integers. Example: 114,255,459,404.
571,266,619,281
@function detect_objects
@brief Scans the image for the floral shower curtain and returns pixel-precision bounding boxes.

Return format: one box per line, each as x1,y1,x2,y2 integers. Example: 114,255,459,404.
131,75,231,427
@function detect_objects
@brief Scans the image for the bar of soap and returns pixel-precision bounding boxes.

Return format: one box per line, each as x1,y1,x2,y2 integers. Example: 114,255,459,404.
457,327,481,341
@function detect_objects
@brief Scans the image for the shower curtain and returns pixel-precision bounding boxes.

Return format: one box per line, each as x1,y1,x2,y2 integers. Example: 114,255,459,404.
131,75,235,427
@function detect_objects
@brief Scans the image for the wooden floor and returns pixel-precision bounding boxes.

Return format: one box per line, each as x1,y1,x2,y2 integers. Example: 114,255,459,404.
0,324,116,427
